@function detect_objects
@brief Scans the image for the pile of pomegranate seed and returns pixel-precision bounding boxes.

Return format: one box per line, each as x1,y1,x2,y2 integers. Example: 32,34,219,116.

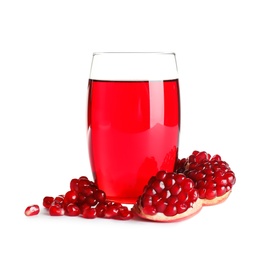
25,176,133,220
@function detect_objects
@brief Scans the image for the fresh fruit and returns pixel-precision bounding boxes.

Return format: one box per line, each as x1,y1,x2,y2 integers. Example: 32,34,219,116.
25,151,236,222
132,171,203,222
175,151,236,206
24,204,40,216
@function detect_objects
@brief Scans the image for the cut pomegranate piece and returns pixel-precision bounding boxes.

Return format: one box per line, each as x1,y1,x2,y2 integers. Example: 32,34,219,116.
132,171,203,222
175,151,236,206
24,204,40,216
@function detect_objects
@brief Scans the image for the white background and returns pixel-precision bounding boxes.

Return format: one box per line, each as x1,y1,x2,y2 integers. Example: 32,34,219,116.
1,0,259,259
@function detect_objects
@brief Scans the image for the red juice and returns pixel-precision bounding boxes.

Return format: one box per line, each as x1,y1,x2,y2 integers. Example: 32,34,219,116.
87,79,180,204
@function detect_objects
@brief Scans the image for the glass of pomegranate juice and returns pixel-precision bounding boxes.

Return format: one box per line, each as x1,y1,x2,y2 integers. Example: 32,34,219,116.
87,52,180,204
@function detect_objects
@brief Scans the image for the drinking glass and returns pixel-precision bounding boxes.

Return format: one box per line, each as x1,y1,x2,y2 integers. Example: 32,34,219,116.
87,52,180,204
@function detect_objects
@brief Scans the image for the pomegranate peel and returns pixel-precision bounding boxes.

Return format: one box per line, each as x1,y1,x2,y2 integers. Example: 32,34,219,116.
202,190,232,206
133,198,203,222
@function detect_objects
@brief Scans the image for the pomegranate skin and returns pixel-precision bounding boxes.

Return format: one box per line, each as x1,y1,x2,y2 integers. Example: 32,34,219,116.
133,199,203,222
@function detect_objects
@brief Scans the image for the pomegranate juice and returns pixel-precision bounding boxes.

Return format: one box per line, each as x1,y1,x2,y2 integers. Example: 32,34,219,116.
87,79,180,204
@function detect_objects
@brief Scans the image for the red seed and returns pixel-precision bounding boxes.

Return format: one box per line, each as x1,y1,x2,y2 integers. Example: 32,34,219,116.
170,183,181,196
82,207,96,219
43,196,54,209
164,204,177,217
66,203,80,216
156,200,167,212
78,179,91,192
205,189,217,200
176,202,188,214
49,205,65,216
70,178,79,192
64,190,78,204
141,195,153,207
53,195,64,207
105,205,120,218
96,203,107,217
25,205,40,216
156,170,167,181
93,190,106,203
142,205,157,215
117,206,134,220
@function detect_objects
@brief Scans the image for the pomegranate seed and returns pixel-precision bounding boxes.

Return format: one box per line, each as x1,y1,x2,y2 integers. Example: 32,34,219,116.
82,207,96,219
164,204,177,217
43,196,54,209
78,179,91,192
152,194,161,205
156,200,167,212
70,178,79,192
25,204,40,216
53,195,64,207
176,202,188,214
141,195,153,207
216,186,227,197
143,186,156,196
178,191,188,203
170,183,181,196
66,203,80,216
79,176,89,180
49,205,65,216
85,195,97,206
117,206,134,220
164,175,175,189
156,170,167,181
93,190,106,203
64,190,78,204
96,203,107,217
105,204,120,218
142,205,157,215
77,192,87,205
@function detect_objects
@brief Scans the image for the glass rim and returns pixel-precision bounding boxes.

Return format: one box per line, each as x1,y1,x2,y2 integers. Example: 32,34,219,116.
92,52,176,56
90,52,178,81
